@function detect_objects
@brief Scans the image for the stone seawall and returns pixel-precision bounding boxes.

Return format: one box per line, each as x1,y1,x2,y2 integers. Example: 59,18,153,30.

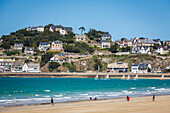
0,72,170,78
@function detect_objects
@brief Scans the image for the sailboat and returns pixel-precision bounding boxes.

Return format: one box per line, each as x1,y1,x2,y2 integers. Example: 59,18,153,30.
126,75,130,80
133,75,138,80
105,73,109,80
160,75,164,80
95,73,99,80
121,75,125,80
95,65,100,80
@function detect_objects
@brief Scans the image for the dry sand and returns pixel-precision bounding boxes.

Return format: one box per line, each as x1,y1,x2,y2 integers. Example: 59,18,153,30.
1,95,170,113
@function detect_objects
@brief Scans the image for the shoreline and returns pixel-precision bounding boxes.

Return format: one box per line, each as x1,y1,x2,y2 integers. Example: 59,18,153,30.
1,93,170,108
1,95,170,113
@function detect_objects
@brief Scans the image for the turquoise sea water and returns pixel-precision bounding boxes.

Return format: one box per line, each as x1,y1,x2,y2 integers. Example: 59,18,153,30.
0,77,170,106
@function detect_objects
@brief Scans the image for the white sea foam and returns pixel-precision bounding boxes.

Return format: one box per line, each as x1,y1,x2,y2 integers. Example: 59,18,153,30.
78,94,88,96
131,87,136,89
107,94,118,96
122,90,133,94
44,90,50,92
35,94,39,97
63,97,71,99
154,88,169,92
54,94,63,97
43,96,50,98
32,98,50,101
54,98,62,100
149,87,156,89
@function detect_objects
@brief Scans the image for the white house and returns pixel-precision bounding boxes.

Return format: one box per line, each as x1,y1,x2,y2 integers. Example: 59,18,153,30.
25,47,34,54
22,63,40,73
131,64,138,73
75,34,86,42
38,42,50,51
138,63,151,73
132,46,151,54
27,26,44,32
50,53,69,63
107,62,128,73
154,46,169,54
14,43,23,51
49,25,73,35
100,34,111,40
101,40,111,48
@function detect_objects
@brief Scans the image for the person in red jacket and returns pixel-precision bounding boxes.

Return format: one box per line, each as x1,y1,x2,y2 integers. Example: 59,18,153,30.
126,95,130,101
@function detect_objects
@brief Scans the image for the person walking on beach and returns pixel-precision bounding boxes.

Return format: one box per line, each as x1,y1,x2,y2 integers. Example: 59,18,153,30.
126,95,130,101
89,97,92,100
153,94,155,101
51,98,54,106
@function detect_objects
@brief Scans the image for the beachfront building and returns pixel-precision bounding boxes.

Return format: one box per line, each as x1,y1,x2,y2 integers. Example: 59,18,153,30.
14,43,23,51
0,59,15,72
27,25,44,32
25,47,34,55
131,64,139,73
49,25,73,35
75,34,86,42
51,40,63,52
11,60,24,72
22,63,40,73
132,46,151,54
38,42,50,51
107,63,128,73
138,63,152,73
152,67,162,73
50,52,69,63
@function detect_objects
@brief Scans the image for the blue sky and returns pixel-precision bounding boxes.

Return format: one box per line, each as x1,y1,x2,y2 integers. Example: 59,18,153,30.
0,0,170,41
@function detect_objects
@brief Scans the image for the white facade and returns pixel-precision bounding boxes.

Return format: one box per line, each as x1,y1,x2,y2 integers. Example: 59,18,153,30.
132,46,151,54
131,65,138,73
138,63,151,73
101,41,111,48
155,47,169,54
22,63,40,73
75,34,86,42
14,44,23,51
27,26,44,32
38,42,50,51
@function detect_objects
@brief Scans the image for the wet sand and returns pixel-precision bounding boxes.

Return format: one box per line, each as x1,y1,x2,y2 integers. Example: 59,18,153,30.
1,95,170,113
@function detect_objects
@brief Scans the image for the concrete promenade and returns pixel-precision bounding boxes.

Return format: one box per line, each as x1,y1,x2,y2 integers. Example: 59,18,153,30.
0,72,170,78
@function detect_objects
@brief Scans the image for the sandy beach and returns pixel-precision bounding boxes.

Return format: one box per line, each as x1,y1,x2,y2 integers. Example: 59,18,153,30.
1,95,170,113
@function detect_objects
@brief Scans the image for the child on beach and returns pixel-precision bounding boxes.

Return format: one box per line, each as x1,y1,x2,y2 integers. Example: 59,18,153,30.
89,97,92,100
126,95,130,101
94,97,97,100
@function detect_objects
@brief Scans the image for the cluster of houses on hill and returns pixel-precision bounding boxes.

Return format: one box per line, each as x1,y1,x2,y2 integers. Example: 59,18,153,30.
107,62,168,73
116,37,170,54
26,25,112,49
25,25,170,55
0,59,40,73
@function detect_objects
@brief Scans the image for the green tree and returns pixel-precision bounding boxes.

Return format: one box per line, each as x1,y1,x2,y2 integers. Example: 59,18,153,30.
48,62,60,72
41,52,53,67
79,26,86,35
109,44,118,53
